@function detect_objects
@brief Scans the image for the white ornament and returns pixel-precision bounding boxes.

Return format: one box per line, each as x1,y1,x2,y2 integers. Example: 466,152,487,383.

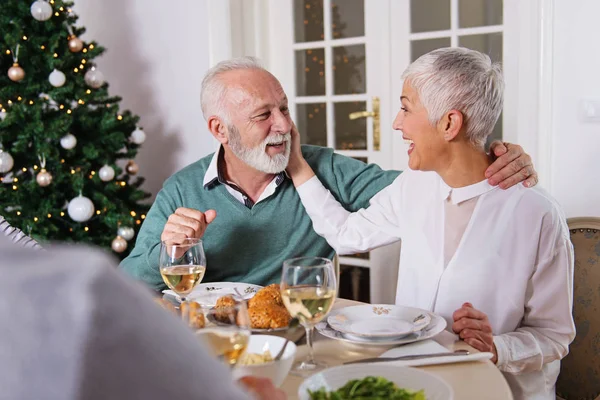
0,110,6,121
84,68,105,89
0,150,14,173
111,236,128,253
130,127,146,144
30,0,53,21
98,165,115,181
60,133,77,150
49,69,66,87
67,195,95,222
36,168,53,187
117,226,135,241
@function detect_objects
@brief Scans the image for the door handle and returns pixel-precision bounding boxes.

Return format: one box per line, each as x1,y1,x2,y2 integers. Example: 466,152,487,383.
348,97,380,151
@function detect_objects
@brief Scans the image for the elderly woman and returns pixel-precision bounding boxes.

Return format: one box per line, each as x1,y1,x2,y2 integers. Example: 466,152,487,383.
286,47,574,400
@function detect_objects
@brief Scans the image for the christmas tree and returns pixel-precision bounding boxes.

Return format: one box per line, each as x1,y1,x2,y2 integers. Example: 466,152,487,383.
0,0,151,257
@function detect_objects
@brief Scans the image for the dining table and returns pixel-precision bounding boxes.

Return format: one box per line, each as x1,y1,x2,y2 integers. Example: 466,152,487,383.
282,298,514,400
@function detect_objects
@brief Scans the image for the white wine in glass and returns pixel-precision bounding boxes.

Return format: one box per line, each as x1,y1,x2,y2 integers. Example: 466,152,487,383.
281,257,337,376
196,302,251,367
159,238,206,303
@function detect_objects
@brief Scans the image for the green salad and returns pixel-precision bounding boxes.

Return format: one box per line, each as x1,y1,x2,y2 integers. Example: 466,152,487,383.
308,376,426,400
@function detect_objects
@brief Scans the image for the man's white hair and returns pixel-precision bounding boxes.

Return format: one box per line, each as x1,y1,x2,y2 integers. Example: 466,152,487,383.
200,56,266,123
402,47,504,148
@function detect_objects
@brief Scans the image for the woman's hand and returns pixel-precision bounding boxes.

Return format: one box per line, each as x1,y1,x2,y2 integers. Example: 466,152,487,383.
286,122,315,187
452,302,498,363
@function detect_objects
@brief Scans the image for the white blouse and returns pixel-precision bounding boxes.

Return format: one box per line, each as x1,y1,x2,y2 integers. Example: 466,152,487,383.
297,169,575,400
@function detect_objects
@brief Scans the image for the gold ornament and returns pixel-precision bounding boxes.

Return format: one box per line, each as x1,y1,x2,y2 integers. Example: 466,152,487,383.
111,236,127,253
36,168,53,187
126,160,139,175
8,63,25,82
68,36,84,53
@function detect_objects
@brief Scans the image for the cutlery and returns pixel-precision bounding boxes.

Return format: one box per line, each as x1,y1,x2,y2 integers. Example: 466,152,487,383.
343,349,470,365
273,339,291,361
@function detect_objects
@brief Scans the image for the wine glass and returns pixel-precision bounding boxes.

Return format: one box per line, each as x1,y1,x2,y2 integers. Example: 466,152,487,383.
195,302,252,367
159,238,207,303
281,257,337,376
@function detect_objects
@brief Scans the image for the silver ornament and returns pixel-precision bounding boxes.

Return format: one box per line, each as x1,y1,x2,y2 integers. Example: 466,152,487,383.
111,236,128,253
36,168,53,187
0,110,6,121
68,36,84,53
117,226,135,241
84,68,105,89
30,0,53,21
98,165,115,181
0,151,14,173
60,133,77,150
8,63,25,82
130,127,146,144
49,69,66,87
67,195,95,222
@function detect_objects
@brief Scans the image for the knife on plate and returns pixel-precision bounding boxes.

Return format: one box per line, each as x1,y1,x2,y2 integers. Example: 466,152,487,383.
343,349,470,365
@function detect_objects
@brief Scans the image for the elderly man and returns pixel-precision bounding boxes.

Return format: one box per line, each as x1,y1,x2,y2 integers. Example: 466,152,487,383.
120,57,537,290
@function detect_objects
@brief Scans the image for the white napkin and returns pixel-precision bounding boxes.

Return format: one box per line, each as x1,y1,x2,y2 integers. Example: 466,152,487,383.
378,339,493,367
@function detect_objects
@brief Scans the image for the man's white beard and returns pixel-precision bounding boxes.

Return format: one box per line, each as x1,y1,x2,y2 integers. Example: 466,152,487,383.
228,126,291,174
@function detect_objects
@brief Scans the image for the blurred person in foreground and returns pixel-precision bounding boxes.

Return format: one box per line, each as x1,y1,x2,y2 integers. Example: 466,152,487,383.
0,236,285,400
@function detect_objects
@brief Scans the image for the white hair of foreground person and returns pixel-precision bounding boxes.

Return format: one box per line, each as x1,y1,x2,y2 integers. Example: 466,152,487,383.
402,47,504,148
200,56,266,123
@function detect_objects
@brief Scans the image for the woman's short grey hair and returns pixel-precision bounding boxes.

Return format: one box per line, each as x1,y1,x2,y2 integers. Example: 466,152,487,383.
200,56,266,123
402,47,504,148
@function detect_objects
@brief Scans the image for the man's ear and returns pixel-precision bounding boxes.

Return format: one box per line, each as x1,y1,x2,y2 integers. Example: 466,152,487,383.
208,116,228,145
440,109,464,142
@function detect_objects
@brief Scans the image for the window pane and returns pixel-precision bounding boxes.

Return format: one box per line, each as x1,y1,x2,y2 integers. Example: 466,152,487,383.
411,37,451,62
459,33,503,63
296,103,327,146
333,44,366,95
411,0,450,33
459,0,503,28
334,101,367,150
331,0,364,39
295,48,326,96
294,0,324,43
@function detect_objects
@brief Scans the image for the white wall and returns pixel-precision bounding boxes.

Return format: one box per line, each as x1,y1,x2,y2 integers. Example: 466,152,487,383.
550,0,600,218
74,0,215,199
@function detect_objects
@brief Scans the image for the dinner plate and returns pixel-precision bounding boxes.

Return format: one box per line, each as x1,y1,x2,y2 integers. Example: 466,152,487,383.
316,311,446,346
298,364,453,400
327,304,432,339
162,282,263,306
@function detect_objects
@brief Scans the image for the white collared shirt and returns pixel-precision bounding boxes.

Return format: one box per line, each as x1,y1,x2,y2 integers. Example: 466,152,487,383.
297,169,575,400
203,146,285,208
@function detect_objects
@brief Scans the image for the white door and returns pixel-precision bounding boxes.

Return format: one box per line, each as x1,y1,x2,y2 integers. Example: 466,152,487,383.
219,0,539,303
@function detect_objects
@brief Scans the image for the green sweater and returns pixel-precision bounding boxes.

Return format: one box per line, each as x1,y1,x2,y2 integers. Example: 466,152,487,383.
120,145,400,290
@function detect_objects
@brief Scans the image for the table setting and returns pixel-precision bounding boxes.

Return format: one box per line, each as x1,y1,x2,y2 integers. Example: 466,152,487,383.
156,240,512,399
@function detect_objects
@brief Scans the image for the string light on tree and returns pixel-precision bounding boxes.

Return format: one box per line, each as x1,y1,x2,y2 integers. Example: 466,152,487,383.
48,69,66,87
67,194,95,222
130,127,146,144
30,0,53,21
98,164,115,181
60,133,77,149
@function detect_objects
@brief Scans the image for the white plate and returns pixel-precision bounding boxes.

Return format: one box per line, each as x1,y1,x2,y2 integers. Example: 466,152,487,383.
316,311,446,346
327,304,432,339
162,282,263,306
298,364,453,400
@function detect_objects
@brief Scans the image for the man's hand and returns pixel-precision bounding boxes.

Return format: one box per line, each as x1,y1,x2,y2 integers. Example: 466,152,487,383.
486,141,538,189
238,376,287,400
452,302,498,364
286,122,315,187
160,207,217,245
